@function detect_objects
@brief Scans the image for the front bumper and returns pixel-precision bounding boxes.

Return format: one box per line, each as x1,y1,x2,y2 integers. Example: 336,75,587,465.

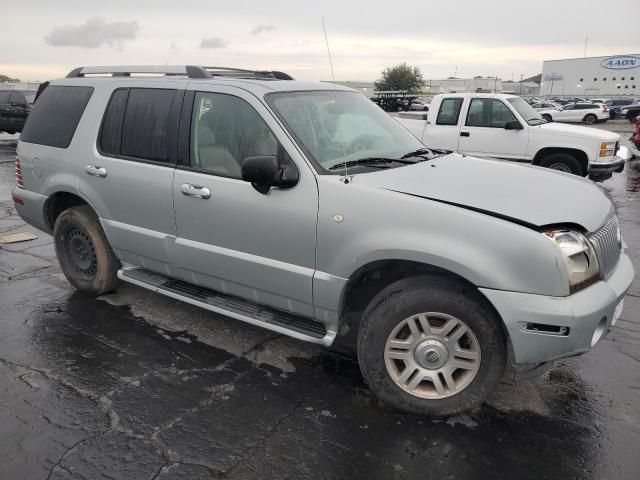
481,252,634,366
589,156,627,176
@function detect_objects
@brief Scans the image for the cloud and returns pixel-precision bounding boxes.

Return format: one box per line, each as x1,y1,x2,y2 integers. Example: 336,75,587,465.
199,37,227,49
45,17,139,48
250,25,276,35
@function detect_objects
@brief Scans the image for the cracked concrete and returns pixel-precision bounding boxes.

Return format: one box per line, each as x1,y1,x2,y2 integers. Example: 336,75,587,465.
1,144,639,480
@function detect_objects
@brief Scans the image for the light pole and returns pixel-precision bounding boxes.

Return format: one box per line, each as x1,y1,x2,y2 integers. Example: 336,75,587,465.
519,74,523,95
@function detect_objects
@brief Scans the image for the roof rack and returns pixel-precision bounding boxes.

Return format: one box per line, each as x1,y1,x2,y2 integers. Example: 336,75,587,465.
65,65,294,80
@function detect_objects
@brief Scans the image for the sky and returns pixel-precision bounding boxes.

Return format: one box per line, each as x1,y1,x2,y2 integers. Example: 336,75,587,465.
2,0,639,83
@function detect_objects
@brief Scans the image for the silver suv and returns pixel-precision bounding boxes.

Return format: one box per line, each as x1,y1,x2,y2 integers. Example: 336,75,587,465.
13,65,634,416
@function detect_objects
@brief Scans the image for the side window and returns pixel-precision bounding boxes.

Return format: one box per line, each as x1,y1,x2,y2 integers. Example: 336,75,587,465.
20,86,93,148
190,92,278,178
465,99,517,128
436,98,463,125
99,89,129,155
120,88,177,162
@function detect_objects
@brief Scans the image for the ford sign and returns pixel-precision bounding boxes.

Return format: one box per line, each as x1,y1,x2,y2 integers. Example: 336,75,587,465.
601,56,640,70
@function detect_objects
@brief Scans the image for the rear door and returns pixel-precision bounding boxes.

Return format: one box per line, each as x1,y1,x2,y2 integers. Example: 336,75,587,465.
9,92,29,131
457,98,528,159
78,82,186,274
0,91,11,130
424,97,464,150
171,85,319,317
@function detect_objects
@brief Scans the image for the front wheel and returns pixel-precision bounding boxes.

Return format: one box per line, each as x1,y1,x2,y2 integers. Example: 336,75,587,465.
357,275,506,416
53,205,121,295
542,114,552,122
539,152,584,176
584,114,597,125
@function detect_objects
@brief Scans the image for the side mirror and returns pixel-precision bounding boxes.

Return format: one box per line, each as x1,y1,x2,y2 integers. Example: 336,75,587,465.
504,120,523,130
241,155,298,194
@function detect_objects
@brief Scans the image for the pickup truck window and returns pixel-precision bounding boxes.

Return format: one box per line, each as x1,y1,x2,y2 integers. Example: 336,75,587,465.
507,97,546,125
466,98,517,128
190,92,278,178
267,90,423,173
436,98,463,126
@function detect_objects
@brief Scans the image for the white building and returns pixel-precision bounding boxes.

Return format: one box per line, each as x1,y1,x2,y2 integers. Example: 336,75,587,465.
423,77,503,94
541,54,640,97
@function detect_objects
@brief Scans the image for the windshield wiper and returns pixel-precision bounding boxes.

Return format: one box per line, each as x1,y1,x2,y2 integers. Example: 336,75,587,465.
328,157,415,171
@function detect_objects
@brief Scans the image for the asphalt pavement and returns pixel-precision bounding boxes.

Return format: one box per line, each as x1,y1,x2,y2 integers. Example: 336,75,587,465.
1,138,639,480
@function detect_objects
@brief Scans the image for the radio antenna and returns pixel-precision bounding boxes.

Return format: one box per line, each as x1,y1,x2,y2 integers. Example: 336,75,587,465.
322,18,349,182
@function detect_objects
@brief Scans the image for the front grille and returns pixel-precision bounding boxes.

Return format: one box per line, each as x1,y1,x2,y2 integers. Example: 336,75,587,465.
589,216,621,280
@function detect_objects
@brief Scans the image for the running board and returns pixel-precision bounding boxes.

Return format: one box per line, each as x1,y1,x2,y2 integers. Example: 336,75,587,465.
117,267,334,346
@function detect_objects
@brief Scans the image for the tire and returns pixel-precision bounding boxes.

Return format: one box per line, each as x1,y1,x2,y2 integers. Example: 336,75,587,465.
583,114,597,125
539,152,584,176
357,275,506,416
53,205,120,295
542,114,552,122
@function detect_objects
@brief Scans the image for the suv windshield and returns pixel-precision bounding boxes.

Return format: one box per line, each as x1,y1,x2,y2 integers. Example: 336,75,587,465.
507,97,545,125
266,90,424,173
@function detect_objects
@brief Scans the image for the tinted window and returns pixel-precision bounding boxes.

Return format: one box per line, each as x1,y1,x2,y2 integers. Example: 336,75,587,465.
190,92,278,178
0,92,10,104
99,89,129,155
20,86,93,148
436,98,463,125
466,98,517,127
120,88,177,162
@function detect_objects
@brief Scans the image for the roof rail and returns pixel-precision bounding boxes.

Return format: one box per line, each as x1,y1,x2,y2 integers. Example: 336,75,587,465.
65,65,294,81
66,65,210,79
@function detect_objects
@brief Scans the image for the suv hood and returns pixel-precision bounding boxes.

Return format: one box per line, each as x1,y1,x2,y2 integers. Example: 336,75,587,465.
355,154,612,233
535,121,619,141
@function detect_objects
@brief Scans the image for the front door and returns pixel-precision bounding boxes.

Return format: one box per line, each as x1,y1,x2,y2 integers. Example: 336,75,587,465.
172,86,319,317
458,97,528,160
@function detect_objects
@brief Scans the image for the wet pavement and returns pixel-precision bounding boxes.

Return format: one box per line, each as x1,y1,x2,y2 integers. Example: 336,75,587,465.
1,140,639,480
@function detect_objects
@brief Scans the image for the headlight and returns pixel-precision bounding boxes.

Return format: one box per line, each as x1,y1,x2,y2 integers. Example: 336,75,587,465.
599,141,615,157
543,230,600,293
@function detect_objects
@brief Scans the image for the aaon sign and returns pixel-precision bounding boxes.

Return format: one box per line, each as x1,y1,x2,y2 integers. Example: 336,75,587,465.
601,56,640,70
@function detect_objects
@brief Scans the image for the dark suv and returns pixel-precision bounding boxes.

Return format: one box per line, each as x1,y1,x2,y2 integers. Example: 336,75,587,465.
606,98,637,119
0,90,35,134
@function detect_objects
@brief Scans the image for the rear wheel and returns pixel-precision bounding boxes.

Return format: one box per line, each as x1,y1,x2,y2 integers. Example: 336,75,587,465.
539,152,584,176
53,205,120,295
584,114,597,125
357,275,506,416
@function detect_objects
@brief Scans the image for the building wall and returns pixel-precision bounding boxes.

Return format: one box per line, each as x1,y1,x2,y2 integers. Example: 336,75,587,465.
541,54,640,97
423,78,503,94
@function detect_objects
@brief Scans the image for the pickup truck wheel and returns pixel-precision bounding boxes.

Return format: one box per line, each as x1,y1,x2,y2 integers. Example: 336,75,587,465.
584,114,597,125
357,275,506,416
539,153,584,176
53,205,121,296
542,114,552,122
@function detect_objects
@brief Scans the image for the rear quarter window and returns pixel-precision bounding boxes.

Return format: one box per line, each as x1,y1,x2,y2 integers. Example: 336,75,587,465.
20,86,93,148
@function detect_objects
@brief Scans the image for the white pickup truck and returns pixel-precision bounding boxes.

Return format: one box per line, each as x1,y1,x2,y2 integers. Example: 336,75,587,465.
397,93,628,178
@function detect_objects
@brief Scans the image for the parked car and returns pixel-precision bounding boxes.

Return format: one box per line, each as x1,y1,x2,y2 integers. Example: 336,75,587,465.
538,102,609,125
531,101,562,111
13,65,634,416
397,94,626,178
0,89,34,134
589,98,607,104
619,103,640,122
410,99,430,111
605,99,637,119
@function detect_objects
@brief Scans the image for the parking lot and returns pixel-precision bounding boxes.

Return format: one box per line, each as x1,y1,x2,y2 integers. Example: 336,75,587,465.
1,127,639,480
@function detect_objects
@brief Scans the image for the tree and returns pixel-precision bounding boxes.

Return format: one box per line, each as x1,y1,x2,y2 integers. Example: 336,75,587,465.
0,74,20,83
375,63,424,92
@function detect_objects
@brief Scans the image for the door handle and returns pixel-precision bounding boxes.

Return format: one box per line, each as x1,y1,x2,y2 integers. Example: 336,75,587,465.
85,165,107,177
181,183,211,199
460,131,470,137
